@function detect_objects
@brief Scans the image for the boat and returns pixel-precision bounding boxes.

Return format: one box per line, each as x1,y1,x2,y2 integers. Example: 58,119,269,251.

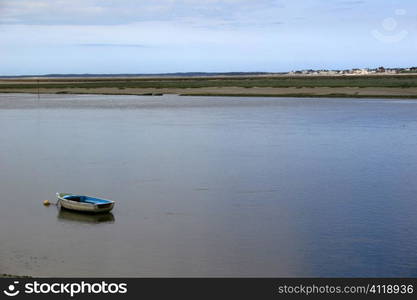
56,193,115,213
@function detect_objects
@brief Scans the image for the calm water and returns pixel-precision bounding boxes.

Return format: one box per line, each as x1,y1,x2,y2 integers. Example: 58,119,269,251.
1,93,417,277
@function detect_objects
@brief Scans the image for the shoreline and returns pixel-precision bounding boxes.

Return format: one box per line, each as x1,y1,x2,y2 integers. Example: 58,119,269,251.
1,75,417,99
1,91,417,99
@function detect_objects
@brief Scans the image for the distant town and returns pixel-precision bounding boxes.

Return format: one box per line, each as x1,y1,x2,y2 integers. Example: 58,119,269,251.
287,66,417,76
1,67,417,79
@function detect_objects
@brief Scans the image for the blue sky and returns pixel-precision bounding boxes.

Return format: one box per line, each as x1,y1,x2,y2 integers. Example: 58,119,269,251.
0,0,416,75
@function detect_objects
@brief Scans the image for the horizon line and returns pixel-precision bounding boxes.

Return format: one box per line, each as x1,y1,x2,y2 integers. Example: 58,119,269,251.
2,66,417,78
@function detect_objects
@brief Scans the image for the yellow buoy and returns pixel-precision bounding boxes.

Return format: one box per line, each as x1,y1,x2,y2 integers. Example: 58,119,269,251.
43,200,51,206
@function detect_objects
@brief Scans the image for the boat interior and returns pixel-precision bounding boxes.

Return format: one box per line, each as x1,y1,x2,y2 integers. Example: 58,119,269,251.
62,194,113,206
63,195,86,202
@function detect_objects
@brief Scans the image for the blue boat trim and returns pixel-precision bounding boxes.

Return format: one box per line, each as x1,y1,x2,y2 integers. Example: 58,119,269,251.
62,195,112,205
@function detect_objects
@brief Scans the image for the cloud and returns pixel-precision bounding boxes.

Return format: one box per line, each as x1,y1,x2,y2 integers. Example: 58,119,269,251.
0,0,287,27
338,0,365,5
78,43,149,48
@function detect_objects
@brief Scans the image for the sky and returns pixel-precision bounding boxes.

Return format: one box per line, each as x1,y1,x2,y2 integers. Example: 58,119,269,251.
0,0,416,75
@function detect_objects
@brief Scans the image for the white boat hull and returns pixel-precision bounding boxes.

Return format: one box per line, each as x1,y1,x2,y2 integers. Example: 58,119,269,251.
56,193,115,213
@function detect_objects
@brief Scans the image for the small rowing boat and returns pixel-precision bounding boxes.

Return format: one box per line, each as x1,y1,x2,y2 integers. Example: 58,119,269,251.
56,193,115,213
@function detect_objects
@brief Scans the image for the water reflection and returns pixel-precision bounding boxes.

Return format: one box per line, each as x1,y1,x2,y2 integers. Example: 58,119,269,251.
57,209,115,224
